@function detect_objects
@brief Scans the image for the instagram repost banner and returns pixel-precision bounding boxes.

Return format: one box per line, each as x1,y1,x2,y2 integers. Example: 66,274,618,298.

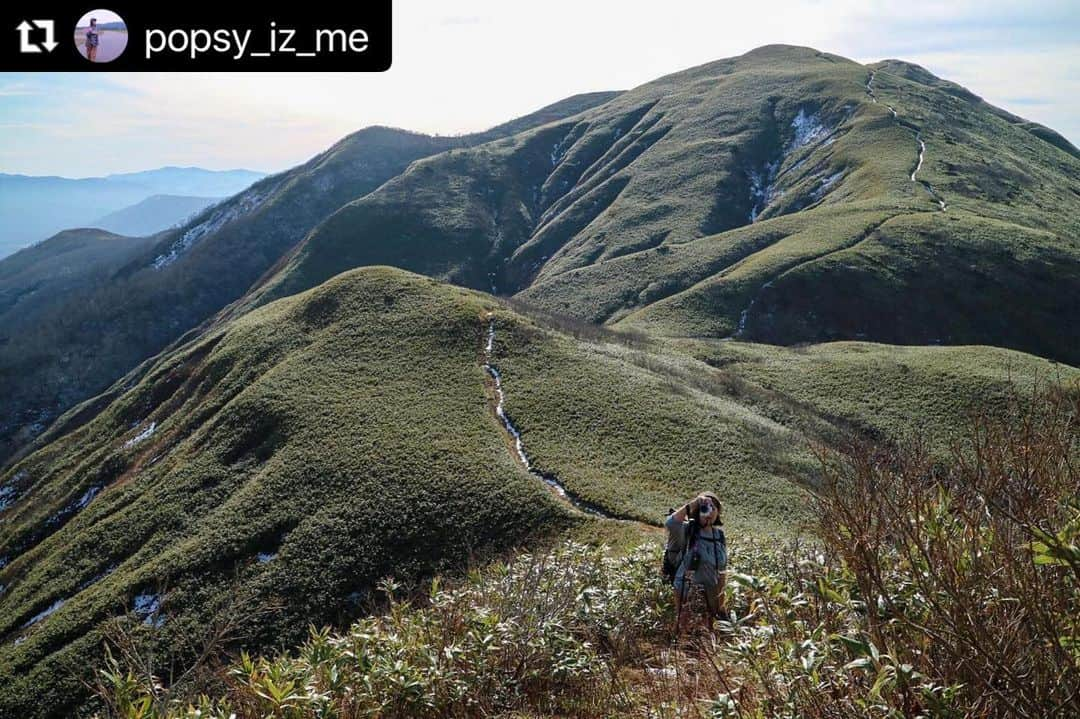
2,2,391,70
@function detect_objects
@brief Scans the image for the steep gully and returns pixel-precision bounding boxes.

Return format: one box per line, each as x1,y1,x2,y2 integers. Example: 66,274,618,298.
481,75,950,480
731,214,895,340
731,72,946,339
480,315,620,519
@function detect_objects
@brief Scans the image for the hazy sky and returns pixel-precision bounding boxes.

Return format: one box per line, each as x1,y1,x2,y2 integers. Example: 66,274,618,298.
1,0,1077,177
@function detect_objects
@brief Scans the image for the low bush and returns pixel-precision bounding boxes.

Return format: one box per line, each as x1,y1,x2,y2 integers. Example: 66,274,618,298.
95,387,1078,718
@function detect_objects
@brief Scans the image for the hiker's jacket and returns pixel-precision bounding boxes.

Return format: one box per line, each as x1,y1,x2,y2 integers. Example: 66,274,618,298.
665,513,727,588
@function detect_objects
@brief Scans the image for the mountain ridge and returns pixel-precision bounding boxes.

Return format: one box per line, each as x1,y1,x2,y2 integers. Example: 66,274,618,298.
3,45,1078,472
0,44,1078,715
0,93,619,469
0,264,1072,716
237,45,1078,365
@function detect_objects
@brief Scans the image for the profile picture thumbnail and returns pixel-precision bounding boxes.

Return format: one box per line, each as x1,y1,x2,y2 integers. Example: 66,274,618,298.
74,9,127,63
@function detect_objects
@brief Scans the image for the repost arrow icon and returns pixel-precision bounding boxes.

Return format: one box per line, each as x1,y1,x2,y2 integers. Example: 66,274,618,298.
37,20,58,52
16,20,39,53
15,19,57,54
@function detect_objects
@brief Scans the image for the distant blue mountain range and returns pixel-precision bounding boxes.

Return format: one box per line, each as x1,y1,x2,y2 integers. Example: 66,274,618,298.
0,167,266,259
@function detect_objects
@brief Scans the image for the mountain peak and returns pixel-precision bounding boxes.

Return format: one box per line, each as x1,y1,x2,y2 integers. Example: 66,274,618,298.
0,45,1077,718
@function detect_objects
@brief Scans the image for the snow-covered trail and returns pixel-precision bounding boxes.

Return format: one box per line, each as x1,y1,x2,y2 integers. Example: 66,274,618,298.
912,133,947,210
866,72,947,211
481,317,616,518
865,71,897,118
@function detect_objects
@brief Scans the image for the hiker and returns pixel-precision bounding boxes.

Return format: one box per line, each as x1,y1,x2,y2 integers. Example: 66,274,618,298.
86,18,101,62
664,492,728,633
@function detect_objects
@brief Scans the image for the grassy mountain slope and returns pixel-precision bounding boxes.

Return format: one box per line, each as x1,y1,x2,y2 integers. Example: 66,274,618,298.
252,45,1078,365
93,194,222,237
0,129,456,470
7,45,1077,470
0,93,618,469
254,46,887,302
610,56,1080,353
0,229,158,455
2,267,1068,715
0,268,565,715
2,45,1078,717
0,266,799,714
675,337,1077,450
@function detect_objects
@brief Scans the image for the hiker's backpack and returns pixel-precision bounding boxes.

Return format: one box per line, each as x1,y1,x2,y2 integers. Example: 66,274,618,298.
661,510,696,585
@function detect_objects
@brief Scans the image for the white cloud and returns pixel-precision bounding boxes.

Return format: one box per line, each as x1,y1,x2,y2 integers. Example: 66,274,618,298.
1,0,1076,176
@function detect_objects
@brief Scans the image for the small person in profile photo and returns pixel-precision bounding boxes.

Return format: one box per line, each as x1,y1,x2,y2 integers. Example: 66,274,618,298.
75,9,127,63
85,18,100,61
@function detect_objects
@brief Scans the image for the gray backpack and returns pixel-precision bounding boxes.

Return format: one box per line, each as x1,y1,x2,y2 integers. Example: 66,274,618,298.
662,512,695,585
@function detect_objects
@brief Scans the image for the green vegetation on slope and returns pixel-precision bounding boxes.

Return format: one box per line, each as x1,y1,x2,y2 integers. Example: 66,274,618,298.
257,45,1078,365
485,313,812,534
1,43,1078,718
0,268,569,715
4,45,1078,471
0,267,1073,716
0,128,457,469
677,337,1078,451
0,266,806,715
0,94,619,469
605,207,897,336
93,387,1080,718
488,304,1076,522
738,210,1080,360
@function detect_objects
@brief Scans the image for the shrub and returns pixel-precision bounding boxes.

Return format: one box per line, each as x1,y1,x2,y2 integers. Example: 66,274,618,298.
709,385,1079,718
93,542,674,718
95,386,1079,718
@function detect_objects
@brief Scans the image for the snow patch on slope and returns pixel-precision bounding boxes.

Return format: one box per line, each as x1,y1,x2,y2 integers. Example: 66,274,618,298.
76,486,100,510
550,139,567,167
153,191,265,270
21,598,66,628
789,109,830,151
811,170,846,201
124,421,156,448
748,160,781,223
0,483,19,512
134,591,165,627
735,280,774,337
46,483,103,526
748,108,838,222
